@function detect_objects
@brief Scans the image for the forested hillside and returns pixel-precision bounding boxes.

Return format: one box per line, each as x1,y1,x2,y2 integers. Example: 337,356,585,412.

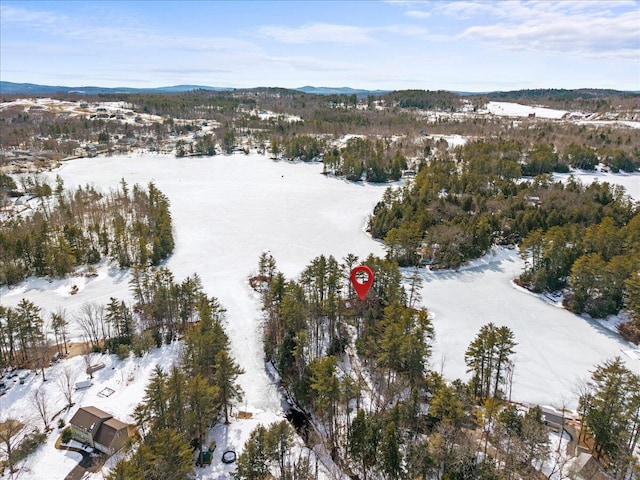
368,138,640,340
2,88,639,179
240,252,640,480
0,177,173,285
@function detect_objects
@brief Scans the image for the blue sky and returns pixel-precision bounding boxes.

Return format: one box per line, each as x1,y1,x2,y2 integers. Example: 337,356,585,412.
1,0,639,91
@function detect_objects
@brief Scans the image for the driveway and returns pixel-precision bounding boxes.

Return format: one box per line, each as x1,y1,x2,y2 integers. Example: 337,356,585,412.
60,445,99,480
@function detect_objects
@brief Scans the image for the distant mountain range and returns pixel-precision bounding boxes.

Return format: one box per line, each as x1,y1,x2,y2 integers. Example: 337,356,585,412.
296,86,389,96
0,81,389,96
0,81,230,95
1,81,637,98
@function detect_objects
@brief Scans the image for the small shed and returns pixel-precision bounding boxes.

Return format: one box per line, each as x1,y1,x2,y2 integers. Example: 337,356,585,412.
86,363,105,374
75,380,92,390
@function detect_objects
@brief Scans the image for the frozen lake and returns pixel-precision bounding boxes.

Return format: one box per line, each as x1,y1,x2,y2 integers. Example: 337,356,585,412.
2,153,638,413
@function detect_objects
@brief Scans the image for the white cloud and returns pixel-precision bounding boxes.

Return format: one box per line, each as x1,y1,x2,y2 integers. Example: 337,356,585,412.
405,9,431,18
0,4,257,54
258,23,375,45
392,1,640,60
0,4,63,27
258,22,437,45
459,6,640,59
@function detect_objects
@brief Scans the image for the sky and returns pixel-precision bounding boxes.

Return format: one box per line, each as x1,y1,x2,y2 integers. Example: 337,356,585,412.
1,0,639,91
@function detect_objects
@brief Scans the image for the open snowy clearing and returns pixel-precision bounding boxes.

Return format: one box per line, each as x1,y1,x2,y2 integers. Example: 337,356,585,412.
486,101,569,119
1,152,638,477
483,101,640,128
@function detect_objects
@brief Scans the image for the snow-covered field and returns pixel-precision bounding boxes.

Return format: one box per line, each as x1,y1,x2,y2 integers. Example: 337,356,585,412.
426,134,468,147
486,101,569,119
484,101,640,128
1,152,638,478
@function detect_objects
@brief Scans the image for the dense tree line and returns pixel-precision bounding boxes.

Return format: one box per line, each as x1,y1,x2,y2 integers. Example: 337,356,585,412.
385,89,462,111
118,91,257,118
102,279,243,479
521,213,640,319
257,253,561,479
0,104,162,154
474,88,639,113
0,264,205,371
233,421,315,480
0,178,174,285
257,253,639,479
3,89,638,180
368,139,639,328
621,271,640,343
270,135,324,162
322,137,407,182
579,358,640,478
0,300,49,375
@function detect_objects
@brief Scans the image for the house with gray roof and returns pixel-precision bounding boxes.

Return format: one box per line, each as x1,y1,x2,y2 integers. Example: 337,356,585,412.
68,406,129,455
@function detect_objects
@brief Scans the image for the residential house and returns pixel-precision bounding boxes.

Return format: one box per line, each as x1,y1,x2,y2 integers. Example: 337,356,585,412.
69,406,129,455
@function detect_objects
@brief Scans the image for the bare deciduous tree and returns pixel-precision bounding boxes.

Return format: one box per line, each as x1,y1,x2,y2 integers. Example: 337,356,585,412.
0,416,25,477
82,344,96,380
30,386,53,431
76,302,105,350
56,366,78,409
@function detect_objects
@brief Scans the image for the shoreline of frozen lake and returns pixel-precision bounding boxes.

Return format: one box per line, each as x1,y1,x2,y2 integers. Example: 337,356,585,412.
1,153,388,418
419,246,639,409
2,152,638,416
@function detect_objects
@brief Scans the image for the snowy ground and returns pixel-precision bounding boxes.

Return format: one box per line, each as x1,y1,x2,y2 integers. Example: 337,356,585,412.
418,246,639,411
1,152,638,478
485,101,569,119
484,101,640,128
0,97,163,126
426,134,468,147
554,168,640,201
0,343,182,480
1,153,386,479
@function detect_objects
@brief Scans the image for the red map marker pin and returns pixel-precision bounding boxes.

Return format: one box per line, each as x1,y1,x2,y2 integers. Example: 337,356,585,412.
350,266,374,301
